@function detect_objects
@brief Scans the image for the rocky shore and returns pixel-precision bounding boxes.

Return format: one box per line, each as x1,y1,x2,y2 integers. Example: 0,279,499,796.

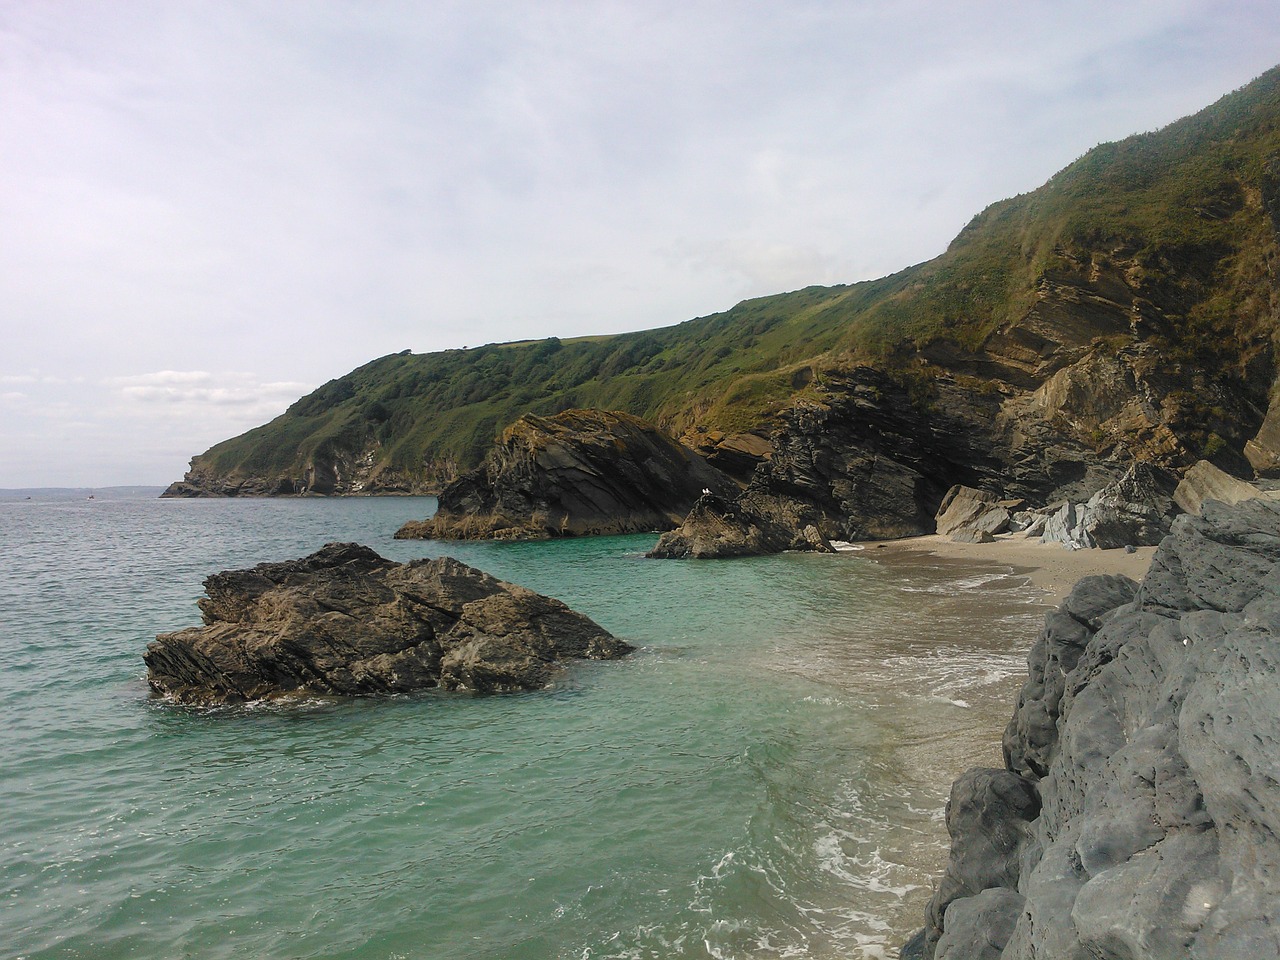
904,498,1280,959
144,543,632,705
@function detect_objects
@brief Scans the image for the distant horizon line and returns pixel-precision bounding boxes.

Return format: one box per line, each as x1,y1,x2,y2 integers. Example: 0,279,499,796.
0,484,169,493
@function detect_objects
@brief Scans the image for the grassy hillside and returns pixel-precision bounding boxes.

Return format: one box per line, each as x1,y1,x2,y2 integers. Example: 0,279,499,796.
188,65,1280,492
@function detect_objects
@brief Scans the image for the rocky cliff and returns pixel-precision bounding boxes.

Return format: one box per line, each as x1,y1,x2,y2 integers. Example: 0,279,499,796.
144,542,632,704
905,498,1280,959
395,408,737,541
165,67,1280,511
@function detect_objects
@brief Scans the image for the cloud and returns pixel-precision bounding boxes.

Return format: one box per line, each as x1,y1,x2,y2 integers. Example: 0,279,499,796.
3,1,1280,486
106,370,311,411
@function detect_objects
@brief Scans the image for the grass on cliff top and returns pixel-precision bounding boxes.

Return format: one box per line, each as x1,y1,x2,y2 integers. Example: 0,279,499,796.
198,64,1280,485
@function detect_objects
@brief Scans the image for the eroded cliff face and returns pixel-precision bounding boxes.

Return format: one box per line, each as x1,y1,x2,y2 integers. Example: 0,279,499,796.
906,499,1280,960
395,408,736,541
656,236,1277,557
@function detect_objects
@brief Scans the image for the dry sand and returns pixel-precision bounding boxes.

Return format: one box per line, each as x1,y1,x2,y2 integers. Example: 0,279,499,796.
860,533,1157,605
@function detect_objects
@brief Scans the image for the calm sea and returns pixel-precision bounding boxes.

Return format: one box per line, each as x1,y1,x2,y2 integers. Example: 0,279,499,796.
0,490,1046,959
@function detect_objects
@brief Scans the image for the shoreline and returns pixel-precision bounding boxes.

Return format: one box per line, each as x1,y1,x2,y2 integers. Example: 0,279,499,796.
859,533,1157,605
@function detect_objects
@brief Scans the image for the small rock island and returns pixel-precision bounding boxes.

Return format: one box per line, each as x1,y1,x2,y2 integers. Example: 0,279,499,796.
144,542,632,705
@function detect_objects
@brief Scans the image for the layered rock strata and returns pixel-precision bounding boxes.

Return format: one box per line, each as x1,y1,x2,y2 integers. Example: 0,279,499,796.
144,543,632,704
1034,462,1178,550
906,498,1280,959
396,409,736,541
650,367,1016,557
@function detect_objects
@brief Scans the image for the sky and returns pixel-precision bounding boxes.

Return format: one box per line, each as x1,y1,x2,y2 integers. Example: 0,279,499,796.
4,1,1280,487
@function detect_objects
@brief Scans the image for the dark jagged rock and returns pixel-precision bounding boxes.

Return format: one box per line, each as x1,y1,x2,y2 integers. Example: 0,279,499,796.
654,368,1016,558
923,768,1040,957
646,493,833,558
908,499,1280,959
144,543,632,705
395,409,736,541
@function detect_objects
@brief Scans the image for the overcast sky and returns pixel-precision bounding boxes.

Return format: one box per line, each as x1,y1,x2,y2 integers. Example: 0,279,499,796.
4,1,1280,487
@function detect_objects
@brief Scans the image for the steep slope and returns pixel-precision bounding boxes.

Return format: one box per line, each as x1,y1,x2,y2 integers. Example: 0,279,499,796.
166,66,1280,500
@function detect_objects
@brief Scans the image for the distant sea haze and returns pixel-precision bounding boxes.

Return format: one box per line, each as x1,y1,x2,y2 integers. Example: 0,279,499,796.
1,493,1043,959
0,486,167,500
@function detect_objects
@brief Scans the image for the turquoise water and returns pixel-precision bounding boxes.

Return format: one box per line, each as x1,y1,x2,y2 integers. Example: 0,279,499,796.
1,492,1046,959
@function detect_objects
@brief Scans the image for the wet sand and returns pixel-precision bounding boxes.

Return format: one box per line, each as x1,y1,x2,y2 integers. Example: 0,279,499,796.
861,533,1157,605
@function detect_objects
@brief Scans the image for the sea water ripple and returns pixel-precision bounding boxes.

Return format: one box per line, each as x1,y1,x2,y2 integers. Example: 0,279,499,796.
0,492,1044,959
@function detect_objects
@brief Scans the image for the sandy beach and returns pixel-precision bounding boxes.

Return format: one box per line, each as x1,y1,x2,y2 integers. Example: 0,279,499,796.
860,533,1157,605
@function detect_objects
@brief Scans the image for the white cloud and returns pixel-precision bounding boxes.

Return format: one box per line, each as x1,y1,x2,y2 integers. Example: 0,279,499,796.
3,1,1280,485
106,370,311,411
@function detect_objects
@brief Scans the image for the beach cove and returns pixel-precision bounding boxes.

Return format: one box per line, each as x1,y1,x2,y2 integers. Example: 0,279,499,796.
3,490,1157,959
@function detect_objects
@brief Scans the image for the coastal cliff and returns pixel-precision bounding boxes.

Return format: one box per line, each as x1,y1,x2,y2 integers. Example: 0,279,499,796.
905,498,1280,959
165,67,1280,517
394,408,736,540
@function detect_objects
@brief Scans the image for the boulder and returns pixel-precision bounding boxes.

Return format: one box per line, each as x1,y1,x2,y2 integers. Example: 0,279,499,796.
646,493,833,559
144,543,633,705
1245,396,1280,478
1173,458,1271,515
935,485,1011,541
395,409,736,541
1039,462,1177,549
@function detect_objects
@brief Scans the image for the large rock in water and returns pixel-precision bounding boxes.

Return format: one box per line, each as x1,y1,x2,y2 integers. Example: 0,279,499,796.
647,493,833,559
144,543,632,704
395,408,736,541
906,498,1280,959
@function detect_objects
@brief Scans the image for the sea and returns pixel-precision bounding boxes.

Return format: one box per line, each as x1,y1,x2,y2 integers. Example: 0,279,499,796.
0,489,1049,960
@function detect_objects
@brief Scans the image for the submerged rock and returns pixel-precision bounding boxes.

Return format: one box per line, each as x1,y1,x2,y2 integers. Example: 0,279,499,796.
907,498,1280,959
395,409,735,541
144,543,632,705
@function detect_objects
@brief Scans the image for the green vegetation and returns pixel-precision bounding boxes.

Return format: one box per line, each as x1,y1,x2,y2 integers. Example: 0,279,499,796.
195,65,1280,489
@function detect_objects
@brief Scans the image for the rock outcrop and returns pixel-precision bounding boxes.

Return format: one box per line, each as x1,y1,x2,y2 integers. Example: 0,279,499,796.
935,486,1017,542
646,493,833,558
650,367,1018,558
1174,458,1276,515
907,498,1280,959
395,409,736,541
1246,398,1280,478
1036,461,1178,550
144,543,632,705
